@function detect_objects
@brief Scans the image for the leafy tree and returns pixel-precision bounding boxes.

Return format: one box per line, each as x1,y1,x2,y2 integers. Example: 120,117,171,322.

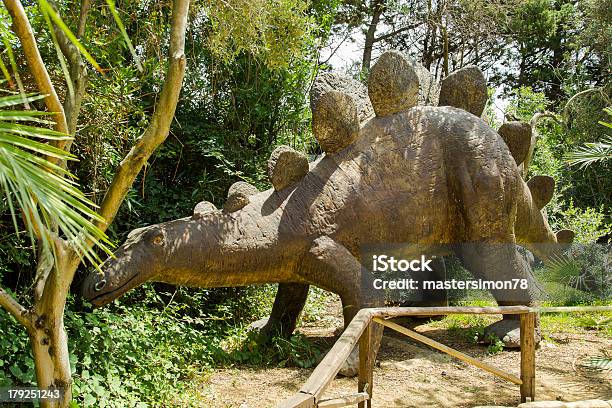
0,0,333,405
333,0,520,76
0,0,190,405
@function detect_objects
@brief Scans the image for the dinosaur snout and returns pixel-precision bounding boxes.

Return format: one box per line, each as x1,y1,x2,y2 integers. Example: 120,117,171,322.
81,269,109,307
81,254,125,307
94,278,107,292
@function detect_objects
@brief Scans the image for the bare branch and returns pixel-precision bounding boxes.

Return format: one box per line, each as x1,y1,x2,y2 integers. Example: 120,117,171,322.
521,111,562,177
374,22,423,43
562,87,605,120
95,0,190,231
2,0,69,141
0,287,31,329
319,29,352,66
77,0,91,38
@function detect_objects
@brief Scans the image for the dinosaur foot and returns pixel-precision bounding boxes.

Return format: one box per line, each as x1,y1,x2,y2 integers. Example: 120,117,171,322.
247,317,275,343
247,316,295,344
484,319,541,349
337,347,359,377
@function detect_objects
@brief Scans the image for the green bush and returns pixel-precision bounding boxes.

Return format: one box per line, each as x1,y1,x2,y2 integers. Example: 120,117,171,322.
0,283,276,407
536,243,611,304
551,201,611,244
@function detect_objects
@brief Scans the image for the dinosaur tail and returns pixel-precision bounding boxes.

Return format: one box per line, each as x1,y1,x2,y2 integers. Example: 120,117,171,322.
515,175,575,261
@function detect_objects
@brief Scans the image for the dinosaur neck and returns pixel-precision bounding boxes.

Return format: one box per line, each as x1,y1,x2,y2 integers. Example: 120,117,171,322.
157,191,309,288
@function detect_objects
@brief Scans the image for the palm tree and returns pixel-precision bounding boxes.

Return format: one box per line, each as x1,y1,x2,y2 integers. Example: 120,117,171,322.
565,107,612,168
0,92,111,265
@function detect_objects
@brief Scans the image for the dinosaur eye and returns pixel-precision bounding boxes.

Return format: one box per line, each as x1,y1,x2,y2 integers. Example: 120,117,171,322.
152,235,164,246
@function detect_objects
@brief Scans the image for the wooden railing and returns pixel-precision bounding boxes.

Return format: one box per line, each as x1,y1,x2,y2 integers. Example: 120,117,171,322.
277,305,612,408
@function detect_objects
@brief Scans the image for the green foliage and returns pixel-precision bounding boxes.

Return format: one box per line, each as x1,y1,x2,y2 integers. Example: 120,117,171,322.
507,86,550,121
65,303,217,407
539,308,612,336
0,284,276,406
495,0,608,104
552,201,611,244
507,87,610,243
218,331,322,369
566,135,612,168
300,286,333,323
537,243,611,303
566,107,612,168
576,315,611,332
0,93,112,265
582,353,612,371
486,334,504,355
0,302,35,388
205,0,315,69
38,0,103,73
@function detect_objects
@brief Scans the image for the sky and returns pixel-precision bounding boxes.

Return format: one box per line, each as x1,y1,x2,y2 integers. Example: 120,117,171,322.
319,28,510,122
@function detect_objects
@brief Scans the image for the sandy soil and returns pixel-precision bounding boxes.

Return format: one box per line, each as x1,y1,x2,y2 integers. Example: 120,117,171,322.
195,299,611,408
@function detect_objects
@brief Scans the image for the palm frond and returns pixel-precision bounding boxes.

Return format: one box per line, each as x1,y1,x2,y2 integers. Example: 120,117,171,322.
582,349,612,371
566,107,612,168
0,94,113,266
565,135,612,168
105,0,143,72
0,54,12,87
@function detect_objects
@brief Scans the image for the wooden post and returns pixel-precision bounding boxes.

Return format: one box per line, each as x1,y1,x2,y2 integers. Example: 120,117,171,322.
358,322,373,408
520,312,536,402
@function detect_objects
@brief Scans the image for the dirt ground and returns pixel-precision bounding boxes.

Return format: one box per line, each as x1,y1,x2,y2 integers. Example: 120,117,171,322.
196,298,611,408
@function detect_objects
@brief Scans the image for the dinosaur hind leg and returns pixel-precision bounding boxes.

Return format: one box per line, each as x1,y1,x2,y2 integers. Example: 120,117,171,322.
456,242,540,348
250,283,309,341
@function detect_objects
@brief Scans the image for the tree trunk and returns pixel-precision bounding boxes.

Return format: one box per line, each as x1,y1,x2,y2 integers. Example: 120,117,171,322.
28,320,72,408
0,0,191,405
362,0,384,73
442,24,449,77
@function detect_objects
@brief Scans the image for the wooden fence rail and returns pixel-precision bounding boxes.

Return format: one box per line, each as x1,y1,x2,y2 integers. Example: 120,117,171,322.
276,305,612,408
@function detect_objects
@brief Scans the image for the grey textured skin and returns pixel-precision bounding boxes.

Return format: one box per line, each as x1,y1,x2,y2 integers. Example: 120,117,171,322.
82,51,573,374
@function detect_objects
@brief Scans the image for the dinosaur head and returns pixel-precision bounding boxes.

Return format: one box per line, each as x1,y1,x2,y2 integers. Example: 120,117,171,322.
81,223,173,307
81,183,268,308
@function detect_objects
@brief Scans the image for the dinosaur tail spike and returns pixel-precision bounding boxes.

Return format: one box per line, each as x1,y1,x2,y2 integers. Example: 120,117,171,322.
498,121,532,166
527,175,555,210
368,50,420,117
438,66,488,117
312,90,359,154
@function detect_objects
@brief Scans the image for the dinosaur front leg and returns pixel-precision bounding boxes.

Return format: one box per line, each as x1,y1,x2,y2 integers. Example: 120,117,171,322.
457,242,540,348
301,236,384,377
250,283,309,341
